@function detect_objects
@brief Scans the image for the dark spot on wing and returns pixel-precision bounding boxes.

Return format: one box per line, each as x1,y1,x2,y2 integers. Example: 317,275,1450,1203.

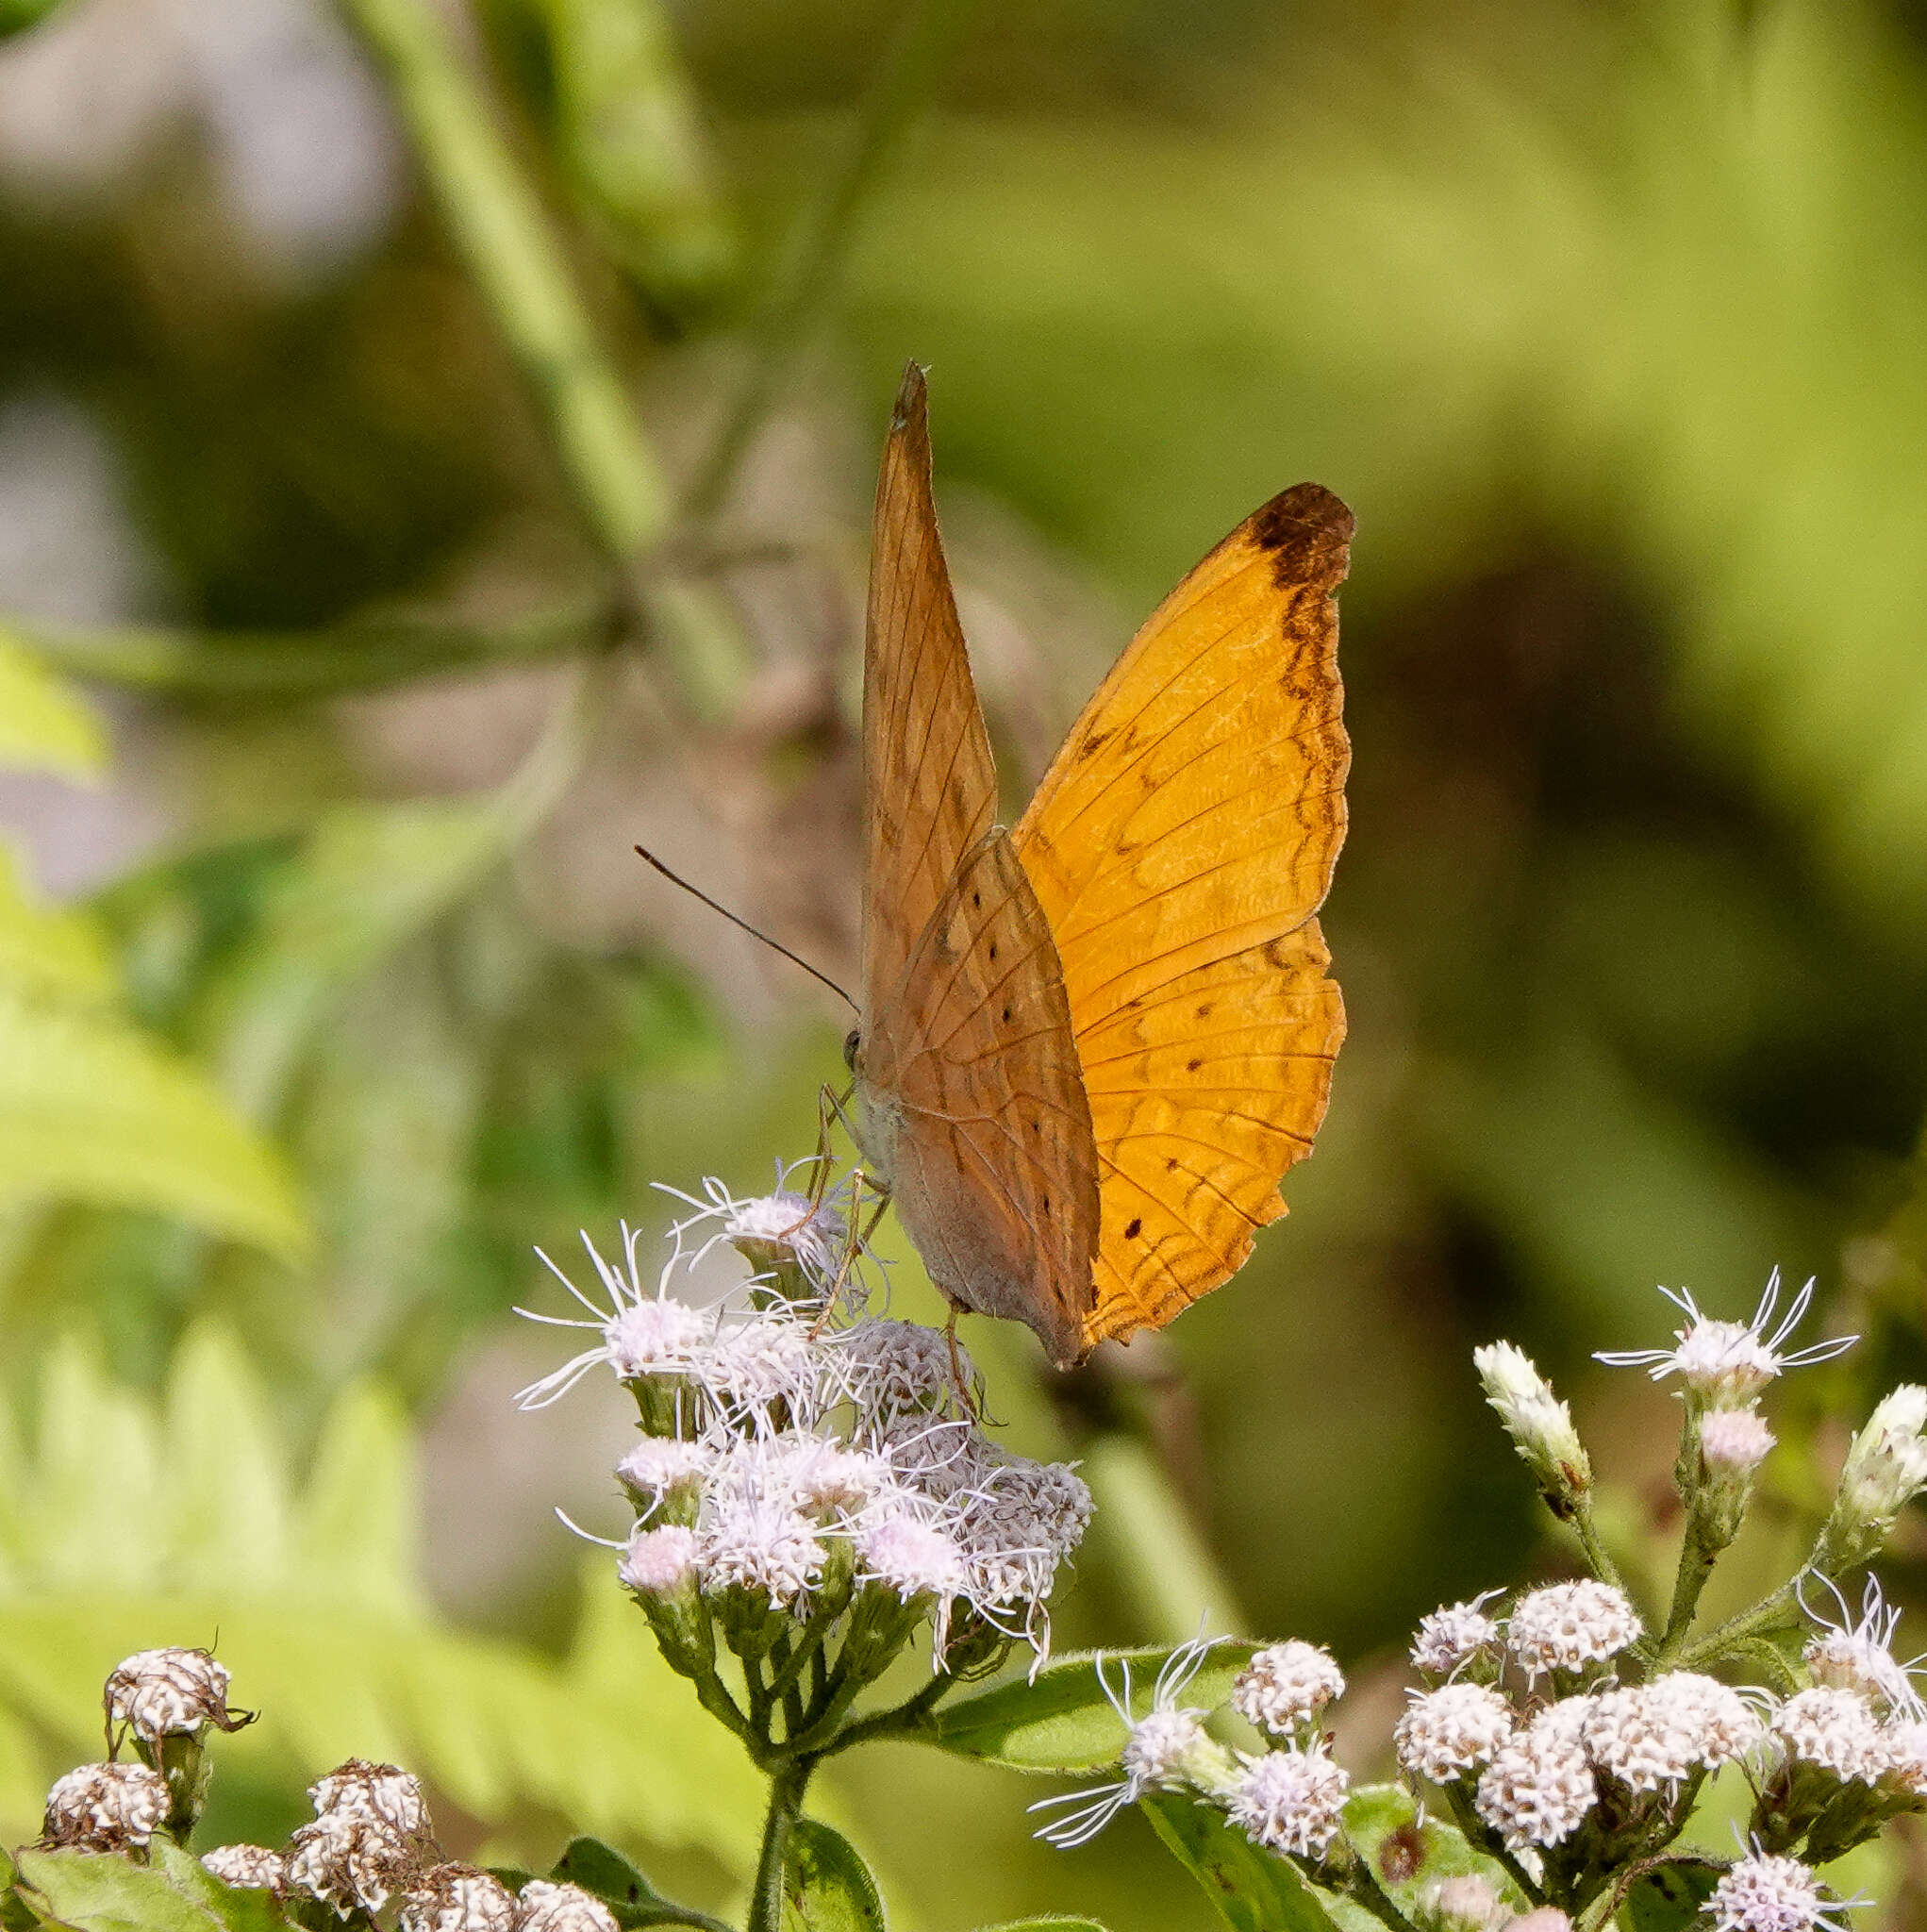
1250,483,1354,591
1001,1005,1011,1023
1124,1216,1142,1240
1196,1002,1212,1019
1186,1058,1202,1073
1076,729,1110,762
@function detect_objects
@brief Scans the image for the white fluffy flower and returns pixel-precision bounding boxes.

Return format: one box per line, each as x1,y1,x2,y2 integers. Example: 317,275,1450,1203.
309,1759,428,1835
1702,1407,1777,1474
1226,1746,1349,1858
1707,1849,1867,1931
619,1524,701,1595
106,1647,242,1741
1394,1683,1515,1783
756,1434,889,1516
692,1318,824,1425
1802,1574,1923,1719
1597,1271,1855,1403
1773,1687,1887,1784
838,1319,972,1419
1411,1594,1503,1678
286,1814,416,1915
1231,1641,1345,1737
615,1438,708,1510
42,1763,168,1853
1505,1580,1641,1682
513,1882,621,1932
1031,1637,1225,1848
1880,1716,1927,1795
1423,1874,1507,1932
698,1490,823,1606
400,1866,518,1932
1474,1343,1591,1502
854,1511,971,1604
201,1845,287,1890
1583,1674,1763,1792
1474,1704,1598,1850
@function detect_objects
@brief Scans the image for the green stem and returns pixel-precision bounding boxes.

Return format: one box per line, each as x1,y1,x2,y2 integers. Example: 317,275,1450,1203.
684,0,982,520
745,1757,815,1932
1653,1521,1719,1668
336,0,672,565
816,1671,953,1757
1676,1579,1800,1673
12,600,608,696
1439,1781,1545,1908
1570,1492,1630,1601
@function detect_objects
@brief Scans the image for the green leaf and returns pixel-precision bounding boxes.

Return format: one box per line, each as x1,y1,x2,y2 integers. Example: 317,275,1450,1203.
150,1844,291,1932
926,1643,1258,1772
0,637,104,779
971,1921,1111,1931
780,1820,886,1932
1337,1784,1525,1921
1621,1858,1723,1932
0,983,306,1257
0,850,114,1008
14,1849,221,1932
1138,1793,1352,1932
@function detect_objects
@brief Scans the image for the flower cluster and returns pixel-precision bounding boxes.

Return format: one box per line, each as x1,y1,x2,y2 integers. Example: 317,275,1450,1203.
1036,1277,1926,1932
519,1180,1092,1760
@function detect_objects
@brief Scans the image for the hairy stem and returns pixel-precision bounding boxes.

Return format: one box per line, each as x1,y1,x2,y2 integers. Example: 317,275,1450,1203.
817,1671,953,1757
1676,1579,1801,1673
745,1756,815,1932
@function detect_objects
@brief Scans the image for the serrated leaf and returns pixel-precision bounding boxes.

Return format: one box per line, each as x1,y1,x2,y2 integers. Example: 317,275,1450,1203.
0,986,305,1257
1622,1858,1722,1932
1337,1784,1525,1921
14,1849,219,1932
780,1820,885,1932
547,1839,727,1931
925,1643,1258,1773
1138,1792,1351,1932
0,638,104,779
162,1327,288,1587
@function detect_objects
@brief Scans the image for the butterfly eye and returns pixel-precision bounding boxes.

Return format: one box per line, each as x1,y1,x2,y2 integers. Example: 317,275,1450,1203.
842,1027,862,1073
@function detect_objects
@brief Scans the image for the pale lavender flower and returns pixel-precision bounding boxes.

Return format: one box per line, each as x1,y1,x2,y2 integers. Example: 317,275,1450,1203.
1394,1683,1515,1782
1707,1848,1866,1931
1773,1687,1887,1784
1802,1574,1924,1719
1505,1580,1641,1682
1231,1641,1345,1738
1225,1745,1349,1858
619,1524,701,1596
1474,1702,1598,1850
1411,1592,1503,1678
1596,1272,1854,1403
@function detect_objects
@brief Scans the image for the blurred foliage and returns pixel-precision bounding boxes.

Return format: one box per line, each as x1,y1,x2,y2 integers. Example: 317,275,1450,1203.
0,0,1925,1924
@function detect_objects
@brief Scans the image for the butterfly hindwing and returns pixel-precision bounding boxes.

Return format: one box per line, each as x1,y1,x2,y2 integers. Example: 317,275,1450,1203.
858,828,1099,1368
1014,484,1352,1349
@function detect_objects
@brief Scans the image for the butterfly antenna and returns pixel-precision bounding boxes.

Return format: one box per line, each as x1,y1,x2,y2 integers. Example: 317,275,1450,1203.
634,845,858,1012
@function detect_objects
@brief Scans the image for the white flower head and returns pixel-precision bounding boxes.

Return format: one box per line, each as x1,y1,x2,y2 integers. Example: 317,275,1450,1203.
286,1813,417,1916
853,1505,971,1610
619,1524,701,1596
697,1489,822,1607
1226,1745,1349,1859
1505,1580,1641,1683
1827,1387,1927,1560
1031,1637,1225,1848
691,1315,827,1430
1422,1874,1508,1932
1801,1573,1924,1719
1473,1343,1591,1503
401,1866,518,1932
1473,1704,1598,1851
1583,1674,1764,1793
201,1845,287,1891
513,1881,621,1932
755,1433,889,1517
514,1224,715,1408
837,1319,974,1424
308,1759,428,1836
615,1438,709,1511
106,1646,247,1741
657,1168,867,1305
1703,1407,1778,1475
1708,1846,1868,1932
42,1762,168,1853
1597,1271,1855,1404
1394,1683,1515,1783
1772,1686,1888,1785
1231,1640,1345,1738
1411,1592,1504,1678
1880,1716,1927,1796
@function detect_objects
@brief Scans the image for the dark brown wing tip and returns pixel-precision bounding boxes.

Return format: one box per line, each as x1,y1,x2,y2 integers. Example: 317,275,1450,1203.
891,360,929,433
1251,483,1354,588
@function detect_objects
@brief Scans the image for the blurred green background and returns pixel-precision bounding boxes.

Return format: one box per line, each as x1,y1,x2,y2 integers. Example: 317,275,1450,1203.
3,0,1927,1922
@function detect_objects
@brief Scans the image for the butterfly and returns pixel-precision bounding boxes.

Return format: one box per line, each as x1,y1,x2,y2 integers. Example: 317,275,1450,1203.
843,363,1350,1368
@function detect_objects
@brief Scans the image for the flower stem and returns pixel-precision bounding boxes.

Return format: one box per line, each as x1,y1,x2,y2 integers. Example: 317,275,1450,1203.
1675,1579,1799,1672
1570,1492,1630,1601
745,1756,815,1932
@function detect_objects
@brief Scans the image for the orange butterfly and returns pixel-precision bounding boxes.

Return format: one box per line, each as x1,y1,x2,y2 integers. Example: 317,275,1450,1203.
844,364,1350,1368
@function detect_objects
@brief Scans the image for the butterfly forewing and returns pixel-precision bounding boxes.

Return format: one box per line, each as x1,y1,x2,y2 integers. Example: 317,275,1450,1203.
859,364,999,1018
860,828,1099,1367
1014,484,1352,1350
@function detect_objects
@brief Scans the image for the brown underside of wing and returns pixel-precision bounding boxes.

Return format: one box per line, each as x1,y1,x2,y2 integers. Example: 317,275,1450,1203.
859,362,999,1022
862,828,1099,1367
1013,482,1353,1349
